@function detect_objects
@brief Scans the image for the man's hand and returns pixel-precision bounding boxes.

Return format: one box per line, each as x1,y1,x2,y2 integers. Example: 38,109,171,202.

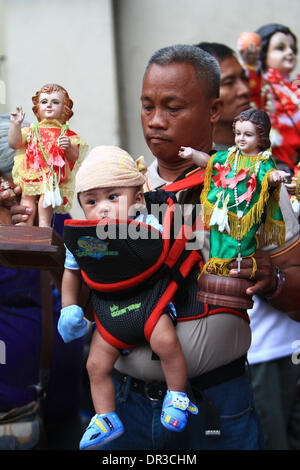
228,249,276,297
10,200,33,225
0,183,21,209
229,243,300,320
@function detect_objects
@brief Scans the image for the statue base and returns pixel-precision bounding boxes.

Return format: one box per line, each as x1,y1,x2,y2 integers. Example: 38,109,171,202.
0,225,65,270
197,272,254,309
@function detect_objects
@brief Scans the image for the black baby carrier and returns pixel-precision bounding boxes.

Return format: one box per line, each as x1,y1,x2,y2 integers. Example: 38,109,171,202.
63,168,249,350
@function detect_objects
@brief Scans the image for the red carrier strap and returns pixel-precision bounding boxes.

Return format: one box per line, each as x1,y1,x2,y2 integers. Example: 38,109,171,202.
161,166,250,325
162,168,206,193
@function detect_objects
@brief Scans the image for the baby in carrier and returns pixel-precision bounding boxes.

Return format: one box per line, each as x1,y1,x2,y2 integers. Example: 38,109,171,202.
58,145,198,450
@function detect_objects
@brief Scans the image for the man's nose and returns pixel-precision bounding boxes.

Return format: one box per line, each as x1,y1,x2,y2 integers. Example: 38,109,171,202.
237,79,250,97
149,108,167,128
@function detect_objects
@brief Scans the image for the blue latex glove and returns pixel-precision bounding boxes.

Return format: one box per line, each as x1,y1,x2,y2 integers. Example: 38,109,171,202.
58,304,87,343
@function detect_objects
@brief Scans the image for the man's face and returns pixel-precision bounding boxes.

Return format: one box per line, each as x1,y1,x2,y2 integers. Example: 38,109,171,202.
218,56,250,123
141,62,220,162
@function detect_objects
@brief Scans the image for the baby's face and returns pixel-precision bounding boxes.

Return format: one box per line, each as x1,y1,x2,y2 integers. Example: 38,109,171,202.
79,186,143,220
266,32,297,76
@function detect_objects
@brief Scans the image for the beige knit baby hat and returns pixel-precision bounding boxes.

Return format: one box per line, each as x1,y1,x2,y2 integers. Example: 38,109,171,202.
75,145,146,194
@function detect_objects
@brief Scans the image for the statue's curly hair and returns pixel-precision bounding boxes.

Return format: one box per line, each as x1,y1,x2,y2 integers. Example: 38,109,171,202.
32,83,73,123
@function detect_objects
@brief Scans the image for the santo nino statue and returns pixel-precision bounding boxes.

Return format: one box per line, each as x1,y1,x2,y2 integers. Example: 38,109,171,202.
180,108,289,307
8,83,87,227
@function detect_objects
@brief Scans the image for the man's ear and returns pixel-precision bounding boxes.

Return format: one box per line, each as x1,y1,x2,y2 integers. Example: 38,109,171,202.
210,98,223,125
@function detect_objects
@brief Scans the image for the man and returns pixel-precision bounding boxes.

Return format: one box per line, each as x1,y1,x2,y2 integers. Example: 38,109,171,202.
11,45,300,450
196,42,300,450
195,42,250,152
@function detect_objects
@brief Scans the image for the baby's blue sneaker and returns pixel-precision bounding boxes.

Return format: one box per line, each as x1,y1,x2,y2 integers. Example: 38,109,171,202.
80,412,124,450
161,390,198,432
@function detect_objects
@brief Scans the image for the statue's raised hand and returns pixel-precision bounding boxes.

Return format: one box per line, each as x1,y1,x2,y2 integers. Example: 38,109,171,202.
10,106,25,125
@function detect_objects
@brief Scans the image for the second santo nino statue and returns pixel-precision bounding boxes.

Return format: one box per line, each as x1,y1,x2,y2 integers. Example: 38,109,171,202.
8,83,88,227
199,108,288,308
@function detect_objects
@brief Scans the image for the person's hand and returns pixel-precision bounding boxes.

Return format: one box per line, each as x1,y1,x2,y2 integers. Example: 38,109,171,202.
241,44,261,66
269,170,290,186
10,191,34,225
0,181,22,209
10,107,25,126
285,180,296,195
0,183,21,210
58,304,87,343
0,183,22,224
228,249,276,297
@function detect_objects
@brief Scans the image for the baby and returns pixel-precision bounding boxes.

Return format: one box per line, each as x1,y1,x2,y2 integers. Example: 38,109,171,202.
58,145,198,450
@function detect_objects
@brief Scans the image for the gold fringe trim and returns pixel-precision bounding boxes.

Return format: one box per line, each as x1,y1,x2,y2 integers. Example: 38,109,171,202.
258,215,286,247
201,167,285,246
226,153,258,172
200,257,233,277
199,254,258,278
295,172,300,203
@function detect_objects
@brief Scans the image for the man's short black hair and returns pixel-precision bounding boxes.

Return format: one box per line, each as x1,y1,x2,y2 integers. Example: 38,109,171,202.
195,42,235,63
145,44,220,99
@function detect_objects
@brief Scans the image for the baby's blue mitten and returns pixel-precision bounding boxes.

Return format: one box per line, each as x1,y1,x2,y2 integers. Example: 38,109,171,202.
58,304,87,343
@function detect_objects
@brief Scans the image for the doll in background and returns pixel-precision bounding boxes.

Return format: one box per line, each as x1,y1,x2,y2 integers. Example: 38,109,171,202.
238,24,300,175
237,32,263,111
183,109,288,278
8,84,88,227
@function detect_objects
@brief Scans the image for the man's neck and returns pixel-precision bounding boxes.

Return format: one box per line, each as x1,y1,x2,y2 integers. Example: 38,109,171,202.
213,122,234,147
156,158,196,182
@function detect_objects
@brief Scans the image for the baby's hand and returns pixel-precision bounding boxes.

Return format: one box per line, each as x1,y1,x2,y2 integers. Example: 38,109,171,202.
10,106,25,125
58,304,87,343
269,170,290,186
